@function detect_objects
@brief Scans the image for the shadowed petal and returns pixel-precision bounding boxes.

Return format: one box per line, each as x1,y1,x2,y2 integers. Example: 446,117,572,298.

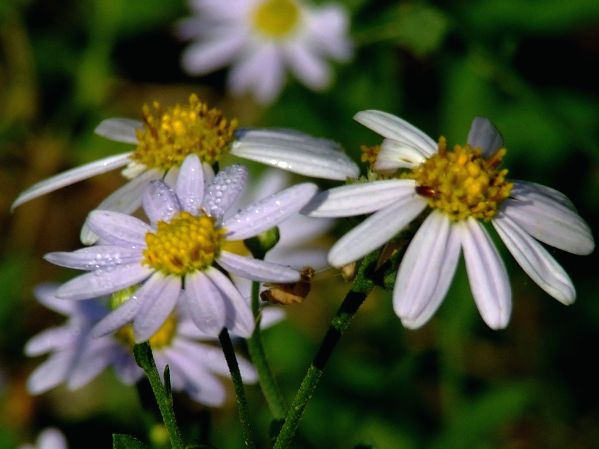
467,117,504,157
92,290,144,337
176,154,205,213
95,118,142,144
27,352,71,394
25,327,74,356
374,139,427,171
217,251,300,282
33,284,75,315
184,271,226,335
460,218,511,329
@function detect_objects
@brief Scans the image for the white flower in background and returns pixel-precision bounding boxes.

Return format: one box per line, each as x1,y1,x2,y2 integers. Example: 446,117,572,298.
12,94,359,243
178,0,352,103
44,155,318,341
25,285,257,406
19,428,68,449
305,111,594,329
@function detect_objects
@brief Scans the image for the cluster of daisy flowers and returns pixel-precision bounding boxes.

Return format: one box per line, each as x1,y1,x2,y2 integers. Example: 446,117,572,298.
14,93,594,434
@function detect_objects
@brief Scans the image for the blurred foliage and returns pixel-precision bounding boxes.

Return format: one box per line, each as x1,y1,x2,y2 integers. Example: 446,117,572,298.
1,0,598,448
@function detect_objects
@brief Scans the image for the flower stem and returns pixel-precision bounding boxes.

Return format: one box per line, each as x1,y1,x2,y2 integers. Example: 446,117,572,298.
247,281,287,420
219,328,257,449
272,252,377,449
133,342,184,449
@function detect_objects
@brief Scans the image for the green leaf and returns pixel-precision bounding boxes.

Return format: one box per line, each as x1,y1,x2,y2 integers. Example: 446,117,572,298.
391,4,451,57
113,434,149,449
164,364,172,400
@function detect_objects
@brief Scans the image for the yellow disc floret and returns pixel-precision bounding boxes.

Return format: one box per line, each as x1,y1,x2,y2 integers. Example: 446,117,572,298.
143,212,226,276
116,315,178,349
360,144,381,167
132,94,238,171
410,137,512,221
252,0,301,38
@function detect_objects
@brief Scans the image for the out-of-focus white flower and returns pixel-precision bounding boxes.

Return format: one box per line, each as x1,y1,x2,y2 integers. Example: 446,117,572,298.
26,285,257,406
19,428,68,449
178,0,352,103
44,156,318,341
305,111,594,329
12,95,358,244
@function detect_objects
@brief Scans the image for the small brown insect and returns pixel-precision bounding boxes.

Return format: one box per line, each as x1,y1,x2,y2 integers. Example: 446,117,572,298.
260,267,316,305
415,185,437,198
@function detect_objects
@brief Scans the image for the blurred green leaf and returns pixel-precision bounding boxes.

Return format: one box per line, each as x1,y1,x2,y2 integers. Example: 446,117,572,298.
392,4,450,57
113,434,149,449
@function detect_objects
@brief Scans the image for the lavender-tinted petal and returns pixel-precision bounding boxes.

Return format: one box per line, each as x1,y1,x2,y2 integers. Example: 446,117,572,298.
44,246,142,271
203,164,248,220
176,154,205,213
217,251,300,282
87,210,151,247
184,271,226,335
143,181,182,225
467,117,504,157
94,118,142,144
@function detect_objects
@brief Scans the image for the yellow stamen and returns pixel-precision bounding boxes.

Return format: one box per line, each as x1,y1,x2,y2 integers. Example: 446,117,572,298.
410,137,512,221
252,0,300,38
132,94,238,171
143,212,226,276
360,144,381,167
116,315,178,350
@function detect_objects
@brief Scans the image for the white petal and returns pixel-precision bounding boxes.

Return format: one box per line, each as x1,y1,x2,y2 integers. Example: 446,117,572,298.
460,218,511,329
231,129,359,180
176,154,205,213
142,181,182,225
302,179,416,217
224,183,319,240
92,294,143,337
38,428,68,449
502,188,594,255
285,43,330,89
252,45,286,104
217,251,300,282
393,212,460,328
27,352,71,394
181,33,245,75
87,210,151,247
206,267,254,337
33,284,75,315
25,327,74,356
95,118,142,144
11,152,132,210
374,138,427,171
184,271,226,335
305,4,352,60
204,164,248,220
56,264,153,300
80,170,158,244
493,214,575,305
511,179,576,211
266,247,329,270
228,47,269,96
277,213,334,246
133,274,181,343
328,194,428,267
44,246,142,270
353,110,437,156
467,117,504,157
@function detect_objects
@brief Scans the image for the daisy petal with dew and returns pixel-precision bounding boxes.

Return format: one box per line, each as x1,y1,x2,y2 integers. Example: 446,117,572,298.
304,112,594,329
178,0,353,103
45,155,319,341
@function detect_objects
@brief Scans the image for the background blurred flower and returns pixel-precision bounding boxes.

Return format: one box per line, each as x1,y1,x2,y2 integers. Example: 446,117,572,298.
178,0,352,103
18,427,68,449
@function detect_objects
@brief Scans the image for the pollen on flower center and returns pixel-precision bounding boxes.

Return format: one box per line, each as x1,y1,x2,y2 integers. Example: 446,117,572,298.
116,315,178,349
252,0,300,38
410,137,512,221
143,212,226,276
132,94,238,171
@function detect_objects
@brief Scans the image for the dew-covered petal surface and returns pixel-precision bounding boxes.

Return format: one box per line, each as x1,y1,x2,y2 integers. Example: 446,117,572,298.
87,210,151,247
354,110,436,156
394,212,460,328
11,152,132,210
467,117,504,157
56,264,153,301
143,181,182,225
328,194,427,267
94,118,142,144
303,179,416,217
44,246,142,270
133,274,181,343
184,271,226,335
218,251,300,282
25,327,75,356
493,214,575,305
374,139,427,171
176,154,205,213
225,183,318,240
231,129,359,180
206,267,254,338
460,218,511,329
503,184,594,255
80,170,159,244
204,164,248,220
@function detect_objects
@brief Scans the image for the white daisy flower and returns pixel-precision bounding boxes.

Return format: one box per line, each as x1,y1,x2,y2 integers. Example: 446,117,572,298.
305,111,595,329
44,155,319,341
19,428,68,449
12,94,359,243
178,0,352,103
25,285,257,407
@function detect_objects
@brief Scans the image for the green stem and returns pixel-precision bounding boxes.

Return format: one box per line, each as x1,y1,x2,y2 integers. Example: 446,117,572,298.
273,253,377,449
219,328,257,449
133,343,184,449
247,281,287,419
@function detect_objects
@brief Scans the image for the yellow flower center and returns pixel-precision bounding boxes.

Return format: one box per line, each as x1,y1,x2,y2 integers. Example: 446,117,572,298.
252,0,301,38
410,137,512,221
360,144,381,166
132,94,238,171
116,315,178,350
143,212,226,276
